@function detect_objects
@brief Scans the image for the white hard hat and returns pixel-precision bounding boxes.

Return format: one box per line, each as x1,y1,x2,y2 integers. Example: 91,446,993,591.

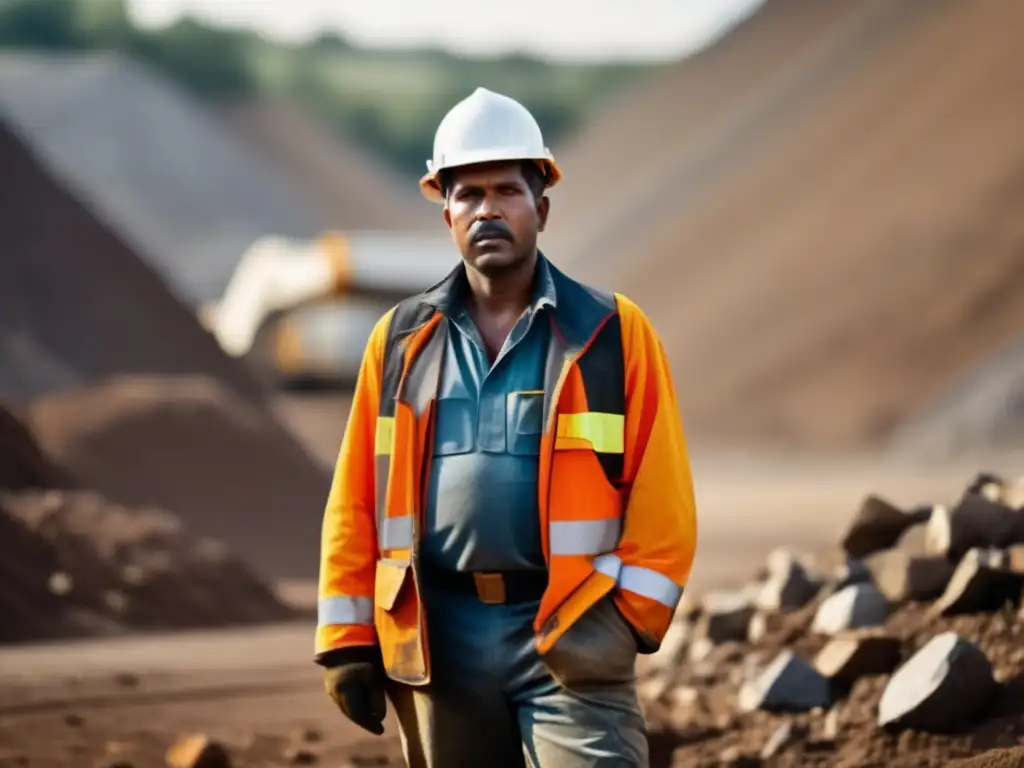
419,87,563,203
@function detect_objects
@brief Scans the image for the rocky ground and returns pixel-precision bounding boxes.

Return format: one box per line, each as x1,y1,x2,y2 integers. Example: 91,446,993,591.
640,473,1024,767
0,625,406,768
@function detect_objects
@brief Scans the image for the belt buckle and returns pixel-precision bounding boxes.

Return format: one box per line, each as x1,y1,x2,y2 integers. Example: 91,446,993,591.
473,572,507,605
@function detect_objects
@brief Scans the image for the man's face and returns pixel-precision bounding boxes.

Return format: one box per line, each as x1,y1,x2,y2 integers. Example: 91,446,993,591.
443,161,549,278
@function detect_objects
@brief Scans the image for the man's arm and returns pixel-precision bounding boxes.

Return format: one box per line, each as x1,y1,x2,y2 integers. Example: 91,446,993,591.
613,294,698,651
315,308,395,662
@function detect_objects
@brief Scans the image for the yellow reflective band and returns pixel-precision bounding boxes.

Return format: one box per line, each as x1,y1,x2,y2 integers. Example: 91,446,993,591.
375,416,394,455
555,412,624,454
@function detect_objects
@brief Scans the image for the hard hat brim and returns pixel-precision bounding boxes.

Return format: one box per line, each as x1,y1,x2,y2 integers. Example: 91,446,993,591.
418,158,563,204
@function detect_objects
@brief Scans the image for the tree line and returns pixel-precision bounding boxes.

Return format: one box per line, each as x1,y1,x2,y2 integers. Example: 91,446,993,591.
0,0,652,176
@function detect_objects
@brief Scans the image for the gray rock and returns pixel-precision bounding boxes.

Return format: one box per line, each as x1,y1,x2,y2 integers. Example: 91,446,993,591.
688,636,715,664
760,721,804,759
811,583,889,635
814,631,902,686
284,747,318,766
966,472,1006,497
834,558,874,590
738,650,832,713
697,591,756,644
926,494,1024,561
747,612,769,644
931,547,1024,616
878,632,996,732
841,494,931,559
1007,545,1024,574
816,557,874,600
821,707,841,743
756,551,819,613
1003,478,1024,509
866,550,954,603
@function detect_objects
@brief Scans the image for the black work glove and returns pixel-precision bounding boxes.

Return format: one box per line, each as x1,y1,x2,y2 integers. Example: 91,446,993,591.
319,646,387,735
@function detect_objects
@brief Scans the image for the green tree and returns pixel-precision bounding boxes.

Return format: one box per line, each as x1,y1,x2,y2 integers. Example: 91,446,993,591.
0,0,87,49
124,17,256,97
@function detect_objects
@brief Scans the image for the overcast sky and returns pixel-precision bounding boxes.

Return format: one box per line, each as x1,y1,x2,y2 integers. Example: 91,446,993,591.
124,0,766,62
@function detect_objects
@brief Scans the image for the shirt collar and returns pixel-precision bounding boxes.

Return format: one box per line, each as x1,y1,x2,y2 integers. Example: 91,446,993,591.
434,252,557,316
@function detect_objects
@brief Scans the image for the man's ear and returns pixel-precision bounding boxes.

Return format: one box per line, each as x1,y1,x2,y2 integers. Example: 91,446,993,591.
537,195,550,233
443,205,452,229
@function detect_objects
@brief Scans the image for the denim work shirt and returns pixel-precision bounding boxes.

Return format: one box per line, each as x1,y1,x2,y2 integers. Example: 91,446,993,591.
420,261,556,573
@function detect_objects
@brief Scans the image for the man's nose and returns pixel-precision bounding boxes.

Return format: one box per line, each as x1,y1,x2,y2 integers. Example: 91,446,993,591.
474,194,503,220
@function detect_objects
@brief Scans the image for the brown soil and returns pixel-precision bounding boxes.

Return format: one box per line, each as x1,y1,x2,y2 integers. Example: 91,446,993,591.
29,375,332,579
552,0,1024,451
0,401,293,644
949,747,1024,768
0,401,74,491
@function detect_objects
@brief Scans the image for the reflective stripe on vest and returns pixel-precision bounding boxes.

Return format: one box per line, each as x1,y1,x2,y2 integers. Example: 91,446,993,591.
555,412,624,454
318,595,373,626
549,518,621,555
593,553,683,610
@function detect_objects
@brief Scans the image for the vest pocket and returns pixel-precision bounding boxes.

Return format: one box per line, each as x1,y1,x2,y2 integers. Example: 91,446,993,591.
507,390,543,456
374,558,429,684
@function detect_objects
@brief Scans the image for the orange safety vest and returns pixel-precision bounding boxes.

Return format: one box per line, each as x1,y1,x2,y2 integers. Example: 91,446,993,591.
317,258,697,686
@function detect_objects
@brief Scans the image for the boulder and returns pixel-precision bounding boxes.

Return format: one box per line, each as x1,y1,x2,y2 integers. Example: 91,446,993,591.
814,631,902,686
840,494,931,559
926,494,1024,561
878,633,996,732
283,747,318,765
866,550,954,603
811,583,889,635
165,734,233,768
738,650,832,713
1007,545,1024,574
696,591,756,644
931,548,1024,616
965,472,1005,498
755,550,819,613
1002,478,1024,509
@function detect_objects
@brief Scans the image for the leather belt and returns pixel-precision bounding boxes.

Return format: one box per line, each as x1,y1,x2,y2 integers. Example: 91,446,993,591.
426,568,548,605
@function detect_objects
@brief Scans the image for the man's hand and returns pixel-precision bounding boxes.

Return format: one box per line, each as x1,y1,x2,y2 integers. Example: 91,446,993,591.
320,646,387,735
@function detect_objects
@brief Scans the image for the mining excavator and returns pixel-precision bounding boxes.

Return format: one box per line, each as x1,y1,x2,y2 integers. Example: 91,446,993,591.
201,231,457,385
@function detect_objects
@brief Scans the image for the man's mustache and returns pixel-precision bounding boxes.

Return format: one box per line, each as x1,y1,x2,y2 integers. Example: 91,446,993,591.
471,221,514,244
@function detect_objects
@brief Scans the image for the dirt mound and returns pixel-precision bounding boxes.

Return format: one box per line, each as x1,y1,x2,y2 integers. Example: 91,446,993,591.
642,473,1024,767
0,117,264,403
220,99,435,234
553,0,1024,451
0,401,294,644
0,490,295,644
0,400,74,491
29,375,331,578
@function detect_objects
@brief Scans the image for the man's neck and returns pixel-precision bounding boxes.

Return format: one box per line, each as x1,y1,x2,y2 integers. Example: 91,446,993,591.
465,252,538,316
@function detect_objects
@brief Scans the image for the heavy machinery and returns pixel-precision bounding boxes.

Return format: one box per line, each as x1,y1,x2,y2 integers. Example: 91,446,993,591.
202,230,457,385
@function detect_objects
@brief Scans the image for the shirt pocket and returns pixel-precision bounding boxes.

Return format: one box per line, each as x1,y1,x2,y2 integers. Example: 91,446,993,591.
507,390,544,456
433,396,476,455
